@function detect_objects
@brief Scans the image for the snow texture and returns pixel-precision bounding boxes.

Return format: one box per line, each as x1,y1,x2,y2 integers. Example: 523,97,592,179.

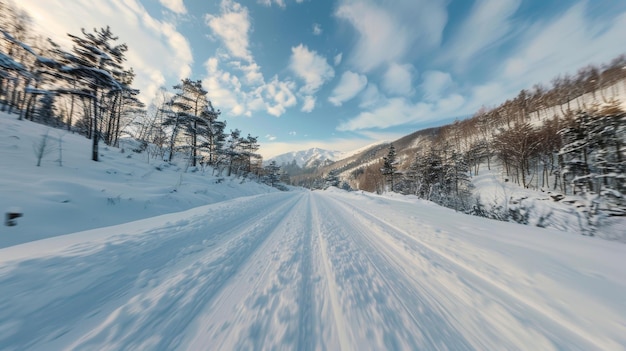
1,112,625,350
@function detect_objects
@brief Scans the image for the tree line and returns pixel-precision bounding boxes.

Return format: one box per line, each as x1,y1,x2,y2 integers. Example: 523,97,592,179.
313,53,625,233
0,1,285,185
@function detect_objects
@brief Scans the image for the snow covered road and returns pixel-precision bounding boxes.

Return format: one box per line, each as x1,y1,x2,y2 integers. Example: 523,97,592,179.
1,189,625,350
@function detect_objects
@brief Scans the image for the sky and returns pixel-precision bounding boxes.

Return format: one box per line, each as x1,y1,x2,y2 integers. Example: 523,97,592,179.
17,0,626,158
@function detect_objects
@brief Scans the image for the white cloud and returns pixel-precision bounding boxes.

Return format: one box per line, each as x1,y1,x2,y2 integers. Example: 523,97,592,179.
337,93,466,132
257,0,303,8
301,95,316,112
288,131,297,136
359,83,382,109
502,2,626,88
382,62,414,96
263,76,297,117
205,0,252,62
338,98,423,131
159,0,187,14
204,56,299,118
470,82,502,106
335,0,447,71
19,0,193,104
334,53,343,66
203,57,252,116
437,94,465,112
289,44,335,95
203,1,302,118
257,0,285,7
265,134,277,141
329,71,367,106
335,3,406,72
421,70,453,101
228,61,264,86
313,23,322,35
443,0,521,66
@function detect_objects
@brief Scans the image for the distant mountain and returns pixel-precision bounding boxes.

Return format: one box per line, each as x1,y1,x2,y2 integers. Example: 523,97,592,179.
267,148,345,169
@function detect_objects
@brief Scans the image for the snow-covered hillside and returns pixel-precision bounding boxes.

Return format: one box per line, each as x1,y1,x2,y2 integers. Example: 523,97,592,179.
267,147,345,168
0,112,275,248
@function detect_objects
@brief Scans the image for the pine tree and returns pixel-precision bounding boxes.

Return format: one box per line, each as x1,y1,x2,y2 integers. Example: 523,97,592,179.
381,144,399,191
240,134,262,175
420,147,443,200
324,169,340,188
225,129,243,177
61,26,135,161
444,149,472,210
35,92,56,125
161,79,213,165
263,160,281,187
200,101,225,166
559,112,593,194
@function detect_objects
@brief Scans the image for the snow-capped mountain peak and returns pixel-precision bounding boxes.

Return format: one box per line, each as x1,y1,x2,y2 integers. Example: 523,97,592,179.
267,148,345,168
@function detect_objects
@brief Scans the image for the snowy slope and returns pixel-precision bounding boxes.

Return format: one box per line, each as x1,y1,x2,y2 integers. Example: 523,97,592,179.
267,147,344,168
0,112,275,248
470,165,626,241
1,189,624,350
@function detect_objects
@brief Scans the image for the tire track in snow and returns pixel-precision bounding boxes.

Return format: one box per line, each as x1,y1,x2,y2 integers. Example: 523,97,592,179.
327,194,615,350
66,193,303,351
310,193,352,351
296,194,315,351
0,192,300,351
313,192,473,350
177,192,319,351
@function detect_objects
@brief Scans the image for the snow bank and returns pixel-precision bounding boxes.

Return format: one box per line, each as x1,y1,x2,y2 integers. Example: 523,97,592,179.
0,111,276,248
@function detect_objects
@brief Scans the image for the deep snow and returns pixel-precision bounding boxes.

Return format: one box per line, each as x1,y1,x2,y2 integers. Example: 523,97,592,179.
1,112,625,350
0,112,276,247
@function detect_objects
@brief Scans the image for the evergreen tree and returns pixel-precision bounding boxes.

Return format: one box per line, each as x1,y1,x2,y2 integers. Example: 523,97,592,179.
35,92,57,125
559,112,593,194
381,144,399,191
420,147,443,200
324,169,340,188
224,129,243,177
444,149,472,210
240,134,262,175
263,160,281,187
200,101,225,166
61,26,136,161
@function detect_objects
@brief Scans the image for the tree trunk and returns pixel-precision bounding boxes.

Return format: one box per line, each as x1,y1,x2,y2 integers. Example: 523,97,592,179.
167,116,179,163
92,92,99,162
68,91,75,131
113,96,123,147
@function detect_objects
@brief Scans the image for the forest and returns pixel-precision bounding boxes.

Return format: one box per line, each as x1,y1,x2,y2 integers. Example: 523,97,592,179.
328,55,626,234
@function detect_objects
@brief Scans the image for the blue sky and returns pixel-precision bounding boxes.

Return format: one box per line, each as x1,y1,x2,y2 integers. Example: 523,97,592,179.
19,0,626,158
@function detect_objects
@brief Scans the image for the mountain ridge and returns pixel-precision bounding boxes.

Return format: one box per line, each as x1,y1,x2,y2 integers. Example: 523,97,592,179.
267,147,345,169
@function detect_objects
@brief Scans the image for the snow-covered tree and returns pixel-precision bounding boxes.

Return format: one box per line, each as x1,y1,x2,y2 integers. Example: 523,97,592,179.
224,129,243,177
493,122,540,187
324,169,340,189
240,134,262,176
381,144,399,191
200,101,225,166
263,160,281,187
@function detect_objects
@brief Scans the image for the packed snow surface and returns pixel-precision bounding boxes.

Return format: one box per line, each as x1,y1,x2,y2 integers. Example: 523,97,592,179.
1,188,624,350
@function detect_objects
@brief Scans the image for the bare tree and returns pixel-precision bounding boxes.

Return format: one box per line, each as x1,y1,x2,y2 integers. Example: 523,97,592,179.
33,130,53,166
